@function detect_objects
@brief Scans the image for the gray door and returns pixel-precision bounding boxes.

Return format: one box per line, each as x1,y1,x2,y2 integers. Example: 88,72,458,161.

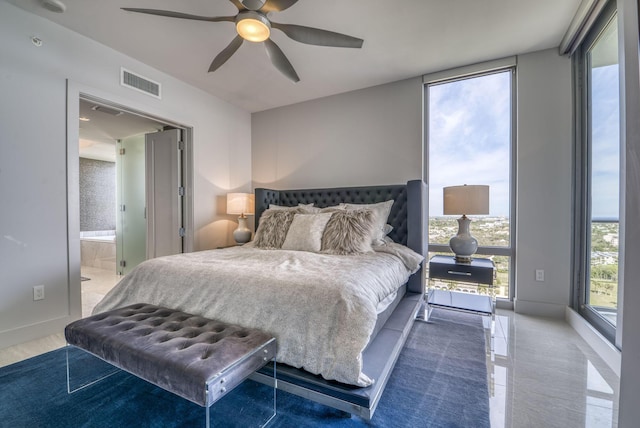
145,128,184,258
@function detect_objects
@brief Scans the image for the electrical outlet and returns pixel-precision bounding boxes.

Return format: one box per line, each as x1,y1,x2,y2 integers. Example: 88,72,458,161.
33,285,45,301
535,270,545,282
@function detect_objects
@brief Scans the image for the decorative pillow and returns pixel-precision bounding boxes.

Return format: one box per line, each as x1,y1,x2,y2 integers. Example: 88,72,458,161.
321,209,376,255
281,213,333,252
254,208,304,249
382,235,395,245
269,203,319,213
339,200,394,245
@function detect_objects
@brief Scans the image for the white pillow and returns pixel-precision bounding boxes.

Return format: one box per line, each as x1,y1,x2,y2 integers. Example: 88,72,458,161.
281,213,333,252
339,200,394,245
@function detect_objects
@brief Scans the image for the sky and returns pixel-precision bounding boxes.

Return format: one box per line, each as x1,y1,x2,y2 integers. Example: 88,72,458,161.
428,71,511,217
591,64,620,220
590,13,620,221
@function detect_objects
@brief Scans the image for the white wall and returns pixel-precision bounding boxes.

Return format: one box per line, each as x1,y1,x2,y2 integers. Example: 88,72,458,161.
514,49,574,317
0,2,251,348
252,77,424,189
252,49,574,318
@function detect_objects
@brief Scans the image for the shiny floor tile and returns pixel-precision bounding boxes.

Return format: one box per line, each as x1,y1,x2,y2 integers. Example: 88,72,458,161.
488,310,619,428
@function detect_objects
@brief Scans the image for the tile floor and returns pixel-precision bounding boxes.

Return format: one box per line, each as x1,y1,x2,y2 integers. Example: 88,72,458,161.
79,265,121,318
0,273,620,427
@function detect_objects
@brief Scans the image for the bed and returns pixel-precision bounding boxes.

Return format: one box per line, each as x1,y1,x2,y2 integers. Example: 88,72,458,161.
92,179,427,420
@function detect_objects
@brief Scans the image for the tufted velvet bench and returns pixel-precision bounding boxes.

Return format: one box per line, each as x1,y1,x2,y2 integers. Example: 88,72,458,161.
65,303,276,426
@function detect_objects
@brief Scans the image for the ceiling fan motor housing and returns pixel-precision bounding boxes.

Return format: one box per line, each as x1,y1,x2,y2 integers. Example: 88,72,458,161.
241,0,267,11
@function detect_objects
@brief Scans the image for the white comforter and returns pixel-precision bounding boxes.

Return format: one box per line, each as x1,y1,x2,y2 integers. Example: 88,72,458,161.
93,243,423,386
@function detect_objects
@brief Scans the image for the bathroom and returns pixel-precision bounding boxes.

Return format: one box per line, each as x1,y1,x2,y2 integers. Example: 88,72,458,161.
78,98,166,314
79,157,117,275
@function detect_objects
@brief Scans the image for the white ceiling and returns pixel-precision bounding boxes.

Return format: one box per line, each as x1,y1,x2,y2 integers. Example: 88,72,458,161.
10,0,581,112
78,98,164,162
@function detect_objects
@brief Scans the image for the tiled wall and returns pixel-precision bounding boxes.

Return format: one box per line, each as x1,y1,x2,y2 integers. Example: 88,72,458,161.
79,157,116,232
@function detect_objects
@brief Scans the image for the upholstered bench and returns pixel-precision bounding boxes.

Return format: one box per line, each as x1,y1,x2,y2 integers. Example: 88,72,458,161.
64,303,277,427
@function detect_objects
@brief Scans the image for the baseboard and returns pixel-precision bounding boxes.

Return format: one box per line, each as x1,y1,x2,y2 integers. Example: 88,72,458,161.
513,299,566,317
565,306,621,377
0,316,74,350
496,299,514,310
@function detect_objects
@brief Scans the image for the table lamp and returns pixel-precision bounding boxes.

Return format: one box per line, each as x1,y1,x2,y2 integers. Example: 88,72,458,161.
443,184,489,262
226,192,255,244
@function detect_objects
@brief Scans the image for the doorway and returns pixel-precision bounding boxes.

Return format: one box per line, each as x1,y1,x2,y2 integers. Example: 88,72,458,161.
75,94,193,316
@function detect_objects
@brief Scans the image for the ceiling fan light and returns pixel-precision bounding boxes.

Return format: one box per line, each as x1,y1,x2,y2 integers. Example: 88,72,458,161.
236,12,271,42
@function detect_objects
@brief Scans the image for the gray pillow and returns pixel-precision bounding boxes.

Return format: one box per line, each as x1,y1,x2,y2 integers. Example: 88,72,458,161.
254,208,304,249
268,203,319,213
321,209,376,255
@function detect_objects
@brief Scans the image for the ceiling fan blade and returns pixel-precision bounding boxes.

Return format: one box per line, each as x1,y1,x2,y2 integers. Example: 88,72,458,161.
209,36,244,72
260,0,299,13
228,0,247,11
264,39,300,82
121,8,235,23
270,23,364,48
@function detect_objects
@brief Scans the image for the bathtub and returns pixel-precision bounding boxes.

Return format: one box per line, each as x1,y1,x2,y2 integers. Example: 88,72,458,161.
81,235,116,243
80,230,116,271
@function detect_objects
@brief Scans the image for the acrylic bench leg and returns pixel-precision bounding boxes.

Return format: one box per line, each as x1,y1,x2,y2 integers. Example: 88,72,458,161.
205,358,276,427
66,345,120,394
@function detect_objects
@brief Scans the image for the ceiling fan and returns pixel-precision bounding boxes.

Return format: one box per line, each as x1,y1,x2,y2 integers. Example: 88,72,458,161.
122,0,364,82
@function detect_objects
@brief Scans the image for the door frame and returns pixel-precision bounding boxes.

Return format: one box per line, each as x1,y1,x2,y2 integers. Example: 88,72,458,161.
66,80,193,319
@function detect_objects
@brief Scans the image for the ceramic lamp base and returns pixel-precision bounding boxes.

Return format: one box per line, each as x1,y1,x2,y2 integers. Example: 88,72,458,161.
449,215,478,262
233,216,252,244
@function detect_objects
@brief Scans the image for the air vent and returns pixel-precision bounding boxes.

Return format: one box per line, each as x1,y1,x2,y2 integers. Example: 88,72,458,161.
91,105,123,116
121,68,161,99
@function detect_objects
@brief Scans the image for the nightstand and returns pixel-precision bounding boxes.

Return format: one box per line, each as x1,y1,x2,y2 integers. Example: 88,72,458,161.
429,255,494,286
422,255,496,321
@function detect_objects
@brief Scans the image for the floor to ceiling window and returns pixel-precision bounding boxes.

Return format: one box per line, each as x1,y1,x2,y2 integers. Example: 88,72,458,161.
425,63,516,300
574,1,620,343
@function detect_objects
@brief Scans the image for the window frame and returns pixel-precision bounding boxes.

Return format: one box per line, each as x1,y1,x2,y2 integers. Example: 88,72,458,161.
572,0,619,345
423,59,518,301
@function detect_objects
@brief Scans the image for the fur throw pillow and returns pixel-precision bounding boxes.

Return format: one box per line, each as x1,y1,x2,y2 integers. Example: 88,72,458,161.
254,208,304,249
321,209,376,255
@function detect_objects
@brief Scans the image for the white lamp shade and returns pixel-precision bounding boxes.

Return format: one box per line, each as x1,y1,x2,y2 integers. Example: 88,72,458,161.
226,193,255,216
443,185,489,215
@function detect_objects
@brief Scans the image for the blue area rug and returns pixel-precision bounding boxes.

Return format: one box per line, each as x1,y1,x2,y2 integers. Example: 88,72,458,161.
0,309,489,428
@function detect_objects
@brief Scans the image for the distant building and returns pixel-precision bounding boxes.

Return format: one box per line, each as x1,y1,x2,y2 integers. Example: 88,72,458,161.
591,251,618,265
603,234,619,247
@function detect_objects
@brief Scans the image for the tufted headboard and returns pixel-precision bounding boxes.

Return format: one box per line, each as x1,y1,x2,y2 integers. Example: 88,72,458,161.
254,180,428,294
